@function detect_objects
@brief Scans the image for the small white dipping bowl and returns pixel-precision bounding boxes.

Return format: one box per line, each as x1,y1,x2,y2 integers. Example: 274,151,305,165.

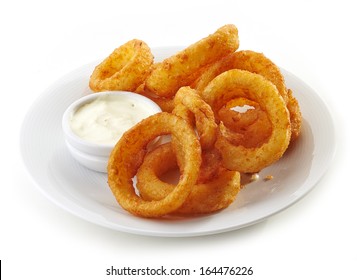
62,91,162,172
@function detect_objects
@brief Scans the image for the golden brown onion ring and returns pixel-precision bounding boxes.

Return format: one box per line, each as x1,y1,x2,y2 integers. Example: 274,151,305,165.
194,51,286,99
107,112,201,218
172,87,218,150
202,69,291,173
144,24,239,97
218,97,261,131
136,143,241,215
194,50,301,141
196,147,223,184
89,39,154,92
217,98,272,148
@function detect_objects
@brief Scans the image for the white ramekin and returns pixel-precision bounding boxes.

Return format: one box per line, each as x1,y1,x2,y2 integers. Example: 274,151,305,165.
62,91,162,172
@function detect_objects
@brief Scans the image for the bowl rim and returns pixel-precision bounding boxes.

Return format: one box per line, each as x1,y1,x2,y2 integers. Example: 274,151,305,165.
64,139,108,172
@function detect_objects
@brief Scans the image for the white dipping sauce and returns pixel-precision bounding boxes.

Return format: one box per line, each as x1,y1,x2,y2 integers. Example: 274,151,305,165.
70,94,154,145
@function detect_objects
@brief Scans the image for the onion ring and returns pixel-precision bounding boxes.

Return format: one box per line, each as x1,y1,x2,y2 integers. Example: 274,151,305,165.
194,50,301,141
218,97,262,130
144,24,239,97
194,51,287,99
136,143,241,215
172,86,218,150
107,112,201,218
89,39,154,92
217,98,272,148
196,147,223,184
202,69,291,173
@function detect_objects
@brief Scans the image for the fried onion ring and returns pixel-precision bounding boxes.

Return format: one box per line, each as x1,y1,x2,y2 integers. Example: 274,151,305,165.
107,112,201,218
202,69,291,173
194,51,286,99
218,97,262,130
89,39,154,92
197,148,223,184
144,24,239,97
136,143,241,215
194,50,301,141
217,98,272,147
172,87,218,150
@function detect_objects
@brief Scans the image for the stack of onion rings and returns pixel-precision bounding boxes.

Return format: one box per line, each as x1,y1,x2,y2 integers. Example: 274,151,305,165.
87,24,303,218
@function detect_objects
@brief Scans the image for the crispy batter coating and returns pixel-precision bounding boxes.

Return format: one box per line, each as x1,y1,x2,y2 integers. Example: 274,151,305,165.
193,50,301,141
202,69,291,173
286,88,302,141
135,83,175,112
107,112,201,218
136,143,241,215
89,39,153,92
218,98,273,148
103,24,303,218
144,24,239,97
172,87,218,150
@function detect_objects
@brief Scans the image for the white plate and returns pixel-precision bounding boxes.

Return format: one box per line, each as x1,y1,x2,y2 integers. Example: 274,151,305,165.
20,47,336,237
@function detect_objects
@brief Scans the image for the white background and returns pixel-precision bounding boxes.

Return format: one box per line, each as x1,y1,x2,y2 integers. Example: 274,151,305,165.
1,0,356,279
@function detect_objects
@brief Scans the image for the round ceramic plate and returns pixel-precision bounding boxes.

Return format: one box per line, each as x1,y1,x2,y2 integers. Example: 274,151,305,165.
20,47,335,237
